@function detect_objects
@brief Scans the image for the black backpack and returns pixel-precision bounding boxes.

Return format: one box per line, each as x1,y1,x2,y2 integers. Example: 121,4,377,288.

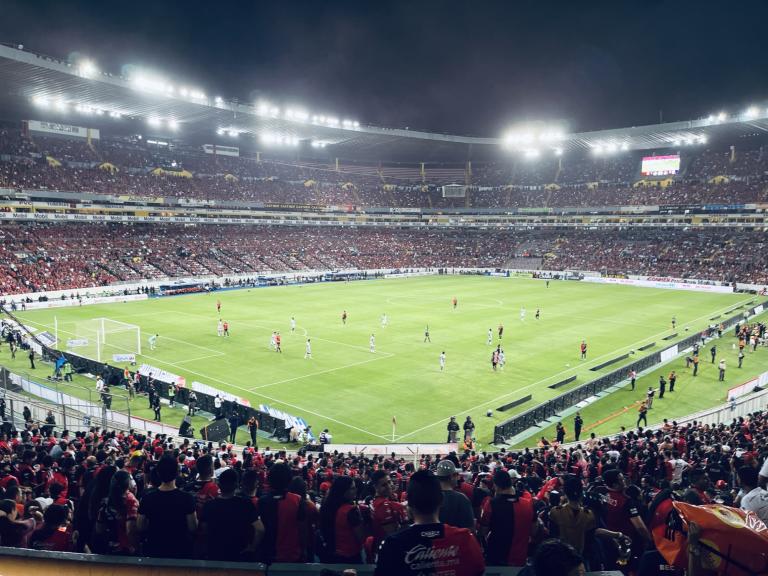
91,498,123,554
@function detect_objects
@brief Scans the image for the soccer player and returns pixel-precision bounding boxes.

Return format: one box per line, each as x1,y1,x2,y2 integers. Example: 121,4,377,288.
498,348,506,369
520,307,526,321
628,369,637,390
452,296,457,309
148,333,158,350
498,323,504,340
439,351,446,371
305,338,312,359
270,331,277,350
487,328,493,345
216,299,221,314
535,308,540,320
381,313,388,328
342,310,347,325
580,340,587,360
492,349,499,371
370,333,376,353
424,325,431,342
290,316,296,332
222,320,229,337
275,332,282,353
671,316,676,330
217,319,224,337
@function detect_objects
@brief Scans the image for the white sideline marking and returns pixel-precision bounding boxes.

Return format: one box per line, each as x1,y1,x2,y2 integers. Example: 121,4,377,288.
393,295,757,441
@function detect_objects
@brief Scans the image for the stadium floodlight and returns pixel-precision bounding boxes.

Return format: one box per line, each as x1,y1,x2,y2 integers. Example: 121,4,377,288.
78,59,98,78
256,101,271,116
53,99,67,112
215,96,223,104
95,108,104,116
606,143,618,153
672,139,681,147
32,95,49,107
228,130,238,138
685,137,694,145
523,149,540,159
109,111,122,119
311,140,328,148
621,142,629,151
269,106,280,117
216,128,225,136
353,121,360,128
317,115,326,124
147,117,162,128
592,145,604,155
179,87,189,97
744,106,759,119
698,135,707,144
716,112,727,122
553,147,563,156
168,119,179,130
326,117,340,127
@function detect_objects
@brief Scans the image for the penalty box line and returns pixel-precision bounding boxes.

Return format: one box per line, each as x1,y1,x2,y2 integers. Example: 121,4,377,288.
392,294,758,442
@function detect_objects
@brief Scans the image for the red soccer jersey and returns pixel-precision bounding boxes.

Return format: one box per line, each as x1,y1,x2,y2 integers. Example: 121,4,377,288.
372,496,407,546
335,503,364,558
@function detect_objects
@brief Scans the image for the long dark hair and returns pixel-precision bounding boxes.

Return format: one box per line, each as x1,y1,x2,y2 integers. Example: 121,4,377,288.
320,476,354,553
107,470,131,515
88,465,116,522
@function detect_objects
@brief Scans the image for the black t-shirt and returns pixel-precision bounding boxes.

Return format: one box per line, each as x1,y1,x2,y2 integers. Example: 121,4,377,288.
201,495,258,561
375,522,484,576
137,488,195,558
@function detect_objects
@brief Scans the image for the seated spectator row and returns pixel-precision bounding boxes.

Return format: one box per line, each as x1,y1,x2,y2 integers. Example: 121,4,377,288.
1,126,767,208
0,223,766,295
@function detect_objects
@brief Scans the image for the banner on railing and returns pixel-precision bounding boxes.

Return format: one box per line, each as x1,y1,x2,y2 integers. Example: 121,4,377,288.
660,344,678,363
112,354,136,363
67,339,89,347
191,381,250,407
139,364,186,388
328,443,457,456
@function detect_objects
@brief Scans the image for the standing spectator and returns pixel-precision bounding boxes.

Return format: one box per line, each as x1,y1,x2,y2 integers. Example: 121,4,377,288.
28,349,35,369
556,422,566,443
152,396,161,421
369,470,408,555
247,416,258,447
200,468,262,561
319,476,368,564
168,384,176,408
29,504,72,551
738,466,768,525
447,416,460,443
658,376,666,399
213,394,223,419
574,412,583,441
0,498,38,547
188,391,197,415
228,412,239,444
137,455,197,558
91,470,138,555
184,454,219,516
479,469,538,567
256,462,311,563
668,370,677,392
601,469,651,569
435,460,475,533
375,470,484,576
718,359,727,382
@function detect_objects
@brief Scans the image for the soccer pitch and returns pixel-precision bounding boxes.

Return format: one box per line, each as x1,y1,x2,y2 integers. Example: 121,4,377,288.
12,276,758,446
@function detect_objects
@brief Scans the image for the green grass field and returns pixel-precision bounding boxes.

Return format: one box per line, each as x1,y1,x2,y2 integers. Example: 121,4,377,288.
8,276,764,447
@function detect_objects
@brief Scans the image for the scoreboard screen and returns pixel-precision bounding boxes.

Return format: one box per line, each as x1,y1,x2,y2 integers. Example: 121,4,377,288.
641,154,680,176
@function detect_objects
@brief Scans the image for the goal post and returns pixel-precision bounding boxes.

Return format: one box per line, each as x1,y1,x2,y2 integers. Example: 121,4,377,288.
67,318,141,362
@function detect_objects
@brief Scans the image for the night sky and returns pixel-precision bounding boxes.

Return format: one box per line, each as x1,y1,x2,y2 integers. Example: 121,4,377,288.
2,0,767,136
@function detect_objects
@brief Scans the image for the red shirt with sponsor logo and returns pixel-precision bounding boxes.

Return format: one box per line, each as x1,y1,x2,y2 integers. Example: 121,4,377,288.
372,496,407,548
375,522,484,576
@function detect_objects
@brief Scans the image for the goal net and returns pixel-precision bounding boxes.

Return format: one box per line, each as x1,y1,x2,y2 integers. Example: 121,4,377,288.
65,318,142,362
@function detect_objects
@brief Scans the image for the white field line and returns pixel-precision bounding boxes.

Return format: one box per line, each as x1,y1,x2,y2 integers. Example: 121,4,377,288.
20,316,393,440
393,295,756,441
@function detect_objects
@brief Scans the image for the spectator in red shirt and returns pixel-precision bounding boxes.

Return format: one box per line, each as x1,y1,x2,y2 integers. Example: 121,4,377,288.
29,504,73,552
319,475,369,564
369,470,407,556
256,462,311,563
90,470,138,555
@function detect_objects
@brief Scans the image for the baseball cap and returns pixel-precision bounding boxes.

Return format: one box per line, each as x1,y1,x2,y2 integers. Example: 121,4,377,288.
435,460,457,477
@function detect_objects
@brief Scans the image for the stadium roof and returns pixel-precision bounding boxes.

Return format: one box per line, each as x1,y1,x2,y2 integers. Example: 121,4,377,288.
2,43,768,163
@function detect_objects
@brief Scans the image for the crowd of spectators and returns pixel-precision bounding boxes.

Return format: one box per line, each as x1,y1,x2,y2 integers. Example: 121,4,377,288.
0,223,767,295
1,126,766,208
0,395,766,574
